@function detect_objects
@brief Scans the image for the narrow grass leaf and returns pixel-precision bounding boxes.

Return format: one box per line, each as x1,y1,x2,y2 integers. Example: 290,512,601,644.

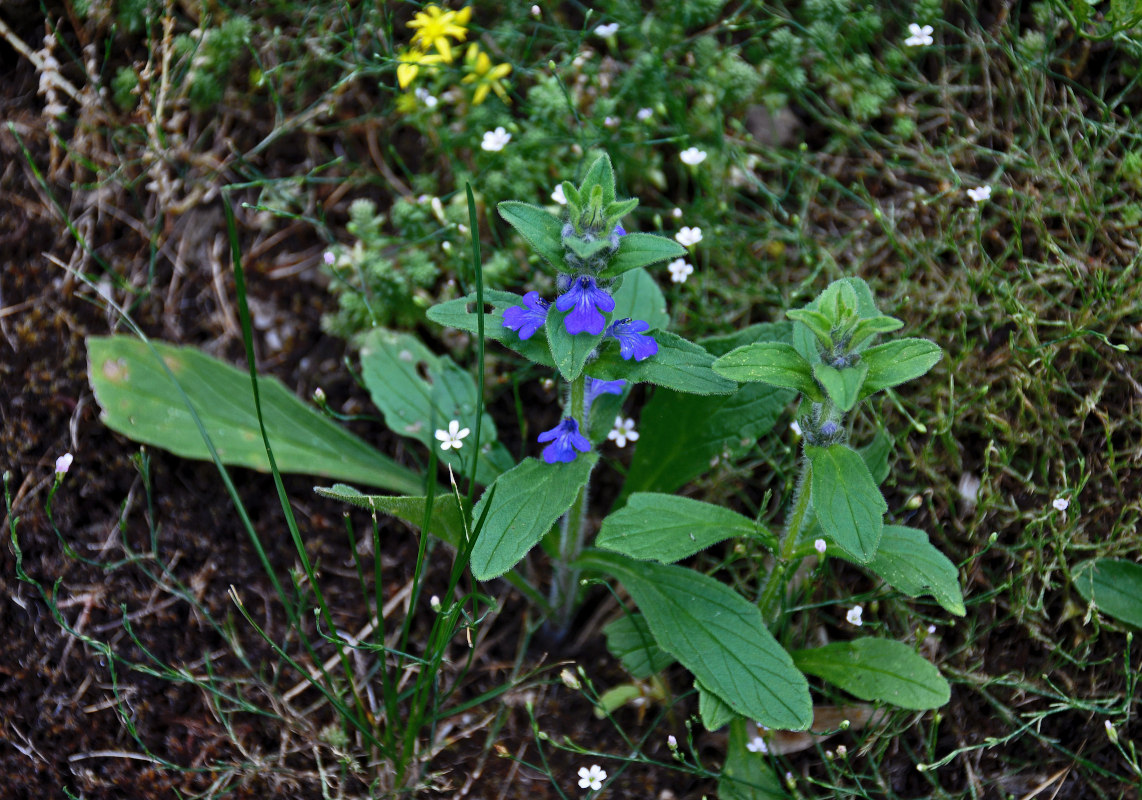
807,444,886,563
597,493,774,562
313,484,466,549
1073,559,1142,627
87,336,422,494
470,455,597,580
581,551,813,730
792,638,950,710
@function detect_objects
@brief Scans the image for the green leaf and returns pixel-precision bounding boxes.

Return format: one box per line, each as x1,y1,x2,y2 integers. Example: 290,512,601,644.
1073,559,1142,627
785,308,833,349
603,613,676,679
470,455,597,580
713,342,824,401
813,362,868,412
850,315,904,349
858,427,893,486
563,234,615,262
719,717,788,800
792,278,880,363
313,484,466,549
579,152,616,205
791,638,950,710
610,267,670,331
592,331,737,395
87,336,422,494
498,201,566,272
597,232,688,279
605,197,639,223
859,338,942,398
545,305,605,382
426,291,555,367
597,493,773,562
807,445,886,563
697,680,738,732
847,525,967,616
580,552,813,730
359,329,513,485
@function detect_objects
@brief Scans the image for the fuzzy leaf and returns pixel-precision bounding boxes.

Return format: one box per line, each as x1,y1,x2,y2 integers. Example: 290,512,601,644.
848,525,967,616
87,336,422,494
580,551,813,730
807,444,886,563
697,681,738,732
597,232,688,279
610,267,670,330
1073,559,1142,628
470,455,597,580
591,331,737,395
426,291,555,367
813,362,868,412
792,638,950,710
719,718,788,799
859,339,943,398
313,484,465,549
597,493,773,562
579,153,616,205
498,201,566,272
545,306,605,382
713,342,824,401
603,613,676,679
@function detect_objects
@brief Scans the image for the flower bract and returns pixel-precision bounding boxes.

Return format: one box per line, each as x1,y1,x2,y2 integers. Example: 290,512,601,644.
407,4,472,63
502,291,550,340
606,317,658,361
538,418,591,464
556,275,615,336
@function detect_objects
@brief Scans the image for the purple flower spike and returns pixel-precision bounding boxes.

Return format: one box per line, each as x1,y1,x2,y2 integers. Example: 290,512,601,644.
555,275,615,336
586,377,626,405
502,291,550,340
537,417,592,464
606,317,658,361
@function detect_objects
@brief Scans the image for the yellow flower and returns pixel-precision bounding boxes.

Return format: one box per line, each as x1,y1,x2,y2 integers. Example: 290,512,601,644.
461,44,512,105
407,5,472,63
396,47,444,89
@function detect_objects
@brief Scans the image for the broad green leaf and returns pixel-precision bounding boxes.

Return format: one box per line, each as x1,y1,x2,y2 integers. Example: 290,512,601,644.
623,325,795,497
598,232,688,279
580,152,616,205
586,381,630,443
545,305,605,382
813,361,868,412
87,336,422,494
313,484,465,549
807,445,886,563
858,427,893,486
359,329,513,485
792,638,950,710
713,342,824,401
426,290,555,367
1073,559,1142,627
591,331,737,395
563,234,614,262
605,196,639,222
719,718,788,800
470,455,597,580
847,525,966,616
785,308,832,349
597,493,774,562
603,613,676,679
850,315,904,348
498,201,565,272
610,267,670,330
580,551,813,730
859,338,942,398
697,680,738,732
701,322,794,357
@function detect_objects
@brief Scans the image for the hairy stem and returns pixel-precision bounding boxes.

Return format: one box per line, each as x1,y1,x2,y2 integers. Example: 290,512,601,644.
549,376,590,634
758,458,813,623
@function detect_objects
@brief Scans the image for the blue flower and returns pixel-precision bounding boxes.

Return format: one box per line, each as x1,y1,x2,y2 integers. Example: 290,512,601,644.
502,291,550,340
605,317,658,361
537,417,592,463
586,377,626,405
614,224,626,237
555,275,615,336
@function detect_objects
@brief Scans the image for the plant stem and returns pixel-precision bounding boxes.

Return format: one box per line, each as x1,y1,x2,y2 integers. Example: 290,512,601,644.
549,376,590,635
758,458,813,623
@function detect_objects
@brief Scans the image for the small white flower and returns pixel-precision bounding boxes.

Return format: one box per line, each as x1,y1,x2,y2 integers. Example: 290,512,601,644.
577,764,607,790
790,420,802,436
607,416,639,448
846,605,864,626
481,126,512,152
604,116,619,128
927,624,937,634
415,87,439,109
667,734,678,749
429,595,442,612
530,4,540,16
904,23,934,47
551,184,567,205
322,251,336,266
814,538,827,554
671,207,683,218
667,258,694,283
594,22,619,37
679,146,708,166
434,420,470,450
967,185,992,203
675,226,703,247
54,453,74,475
1052,497,1070,511
637,107,653,121
836,745,848,757
746,735,769,754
